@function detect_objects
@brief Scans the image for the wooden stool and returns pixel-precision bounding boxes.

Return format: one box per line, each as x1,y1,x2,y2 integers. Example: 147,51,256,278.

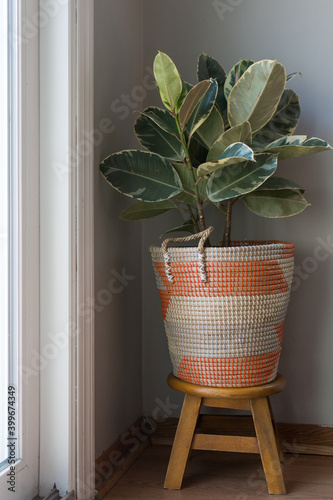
165,373,286,495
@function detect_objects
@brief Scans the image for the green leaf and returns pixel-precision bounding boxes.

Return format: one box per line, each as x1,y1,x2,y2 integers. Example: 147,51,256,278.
179,80,212,130
224,59,254,100
258,176,305,194
172,162,208,204
177,78,193,110
243,189,309,218
160,222,196,237
188,140,209,168
134,108,184,161
120,200,178,221
228,59,287,133
186,80,218,138
153,52,183,113
139,106,180,138
196,176,209,203
171,162,196,204
100,150,183,202
197,142,254,177
197,53,227,119
252,89,301,151
264,136,333,160
172,163,204,204
267,135,307,146
287,72,302,81
197,53,226,84
193,106,224,150
207,121,252,161
207,153,277,202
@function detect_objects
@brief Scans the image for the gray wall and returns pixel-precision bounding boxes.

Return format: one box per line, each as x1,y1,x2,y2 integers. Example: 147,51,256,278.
94,0,144,458
141,0,333,425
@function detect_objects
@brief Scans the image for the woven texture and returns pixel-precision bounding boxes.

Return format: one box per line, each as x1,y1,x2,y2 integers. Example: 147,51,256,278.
150,241,295,388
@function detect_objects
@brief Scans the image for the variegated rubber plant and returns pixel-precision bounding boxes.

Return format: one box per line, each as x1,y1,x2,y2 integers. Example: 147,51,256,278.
100,52,332,245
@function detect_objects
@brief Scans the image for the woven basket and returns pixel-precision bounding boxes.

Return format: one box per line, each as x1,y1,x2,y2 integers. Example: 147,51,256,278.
150,227,295,388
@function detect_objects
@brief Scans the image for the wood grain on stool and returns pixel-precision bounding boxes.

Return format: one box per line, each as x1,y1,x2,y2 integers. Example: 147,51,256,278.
164,394,201,489
165,373,287,495
251,397,286,494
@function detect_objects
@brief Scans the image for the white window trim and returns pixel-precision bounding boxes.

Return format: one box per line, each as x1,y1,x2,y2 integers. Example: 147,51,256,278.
0,0,95,498
73,1,95,498
39,0,95,498
0,0,40,498
0,1,95,496
19,0,40,490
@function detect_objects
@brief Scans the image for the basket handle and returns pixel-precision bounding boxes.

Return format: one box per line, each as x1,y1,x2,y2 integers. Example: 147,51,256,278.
161,226,214,283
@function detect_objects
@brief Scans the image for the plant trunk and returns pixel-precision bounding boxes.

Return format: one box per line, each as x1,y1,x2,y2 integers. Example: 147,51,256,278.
187,204,200,233
174,116,207,235
197,202,206,232
222,200,233,247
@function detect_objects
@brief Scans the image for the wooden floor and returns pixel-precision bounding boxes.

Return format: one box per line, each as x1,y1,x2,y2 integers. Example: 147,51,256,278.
105,444,333,499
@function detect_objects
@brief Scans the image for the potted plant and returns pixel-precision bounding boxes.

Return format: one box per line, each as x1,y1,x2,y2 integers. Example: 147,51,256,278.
99,52,332,387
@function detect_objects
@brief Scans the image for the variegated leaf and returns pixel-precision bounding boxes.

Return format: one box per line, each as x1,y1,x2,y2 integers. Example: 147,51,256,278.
186,80,218,138
224,59,254,100
197,53,227,119
243,189,309,217
177,79,193,110
171,162,196,204
197,142,254,177
287,72,302,81
252,89,301,151
160,222,196,237
258,176,305,194
153,52,183,114
179,80,212,130
193,106,224,150
134,108,184,161
207,121,252,161
172,162,208,203
228,60,287,133
207,153,277,202
264,136,333,160
139,106,180,138
100,150,183,202
120,200,178,221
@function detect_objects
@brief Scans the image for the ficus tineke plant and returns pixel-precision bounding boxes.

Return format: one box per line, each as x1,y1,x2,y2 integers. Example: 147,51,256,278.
100,52,332,246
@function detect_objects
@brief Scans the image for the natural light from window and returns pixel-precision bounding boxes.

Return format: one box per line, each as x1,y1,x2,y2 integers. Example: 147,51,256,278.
0,0,9,467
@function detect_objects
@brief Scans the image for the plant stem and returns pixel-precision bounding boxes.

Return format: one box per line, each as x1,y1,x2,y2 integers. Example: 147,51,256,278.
175,116,206,232
222,200,233,247
186,204,200,232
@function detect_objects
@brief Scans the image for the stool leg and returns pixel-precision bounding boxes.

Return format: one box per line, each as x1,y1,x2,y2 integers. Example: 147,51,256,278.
268,398,284,463
164,393,201,489
251,397,286,495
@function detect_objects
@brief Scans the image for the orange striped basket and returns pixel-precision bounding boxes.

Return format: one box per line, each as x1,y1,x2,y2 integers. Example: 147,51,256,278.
150,226,295,388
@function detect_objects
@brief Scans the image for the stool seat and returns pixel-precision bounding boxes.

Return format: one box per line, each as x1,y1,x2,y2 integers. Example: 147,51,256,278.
168,372,286,399
164,373,286,495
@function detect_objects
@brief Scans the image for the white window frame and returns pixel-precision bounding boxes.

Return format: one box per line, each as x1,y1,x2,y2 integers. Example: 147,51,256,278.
0,0,10,468
0,1,95,498
74,2,95,497
0,0,40,498
39,0,95,498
